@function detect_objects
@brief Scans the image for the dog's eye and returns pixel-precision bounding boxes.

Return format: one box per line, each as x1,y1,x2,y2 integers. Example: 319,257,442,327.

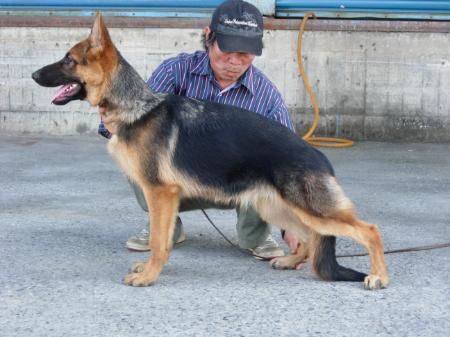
63,55,75,66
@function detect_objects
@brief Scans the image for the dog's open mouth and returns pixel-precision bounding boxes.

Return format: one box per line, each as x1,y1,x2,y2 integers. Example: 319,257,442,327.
52,83,82,105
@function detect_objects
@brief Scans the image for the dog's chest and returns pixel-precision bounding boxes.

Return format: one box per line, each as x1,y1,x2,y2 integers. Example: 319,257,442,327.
107,136,142,182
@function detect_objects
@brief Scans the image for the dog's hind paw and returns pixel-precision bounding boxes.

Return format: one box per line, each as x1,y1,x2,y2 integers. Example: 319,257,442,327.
270,255,306,270
364,274,388,290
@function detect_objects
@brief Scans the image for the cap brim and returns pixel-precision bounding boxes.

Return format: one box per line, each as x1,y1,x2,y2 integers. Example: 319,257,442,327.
216,33,262,56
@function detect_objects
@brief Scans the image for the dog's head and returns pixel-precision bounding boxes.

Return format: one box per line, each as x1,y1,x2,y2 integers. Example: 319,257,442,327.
32,12,118,106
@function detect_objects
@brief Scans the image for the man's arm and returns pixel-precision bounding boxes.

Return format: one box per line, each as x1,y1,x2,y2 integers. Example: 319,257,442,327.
265,89,295,131
146,59,177,94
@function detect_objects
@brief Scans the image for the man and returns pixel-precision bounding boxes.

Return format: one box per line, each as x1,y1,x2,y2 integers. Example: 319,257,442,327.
100,0,299,259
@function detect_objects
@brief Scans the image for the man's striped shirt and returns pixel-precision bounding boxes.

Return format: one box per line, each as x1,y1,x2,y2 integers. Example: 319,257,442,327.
148,51,294,130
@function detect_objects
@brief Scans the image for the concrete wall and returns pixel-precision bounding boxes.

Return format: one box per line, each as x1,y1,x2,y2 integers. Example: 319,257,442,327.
1,23,449,141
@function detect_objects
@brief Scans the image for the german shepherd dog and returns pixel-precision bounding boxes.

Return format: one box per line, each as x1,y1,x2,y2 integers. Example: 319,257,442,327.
32,13,388,289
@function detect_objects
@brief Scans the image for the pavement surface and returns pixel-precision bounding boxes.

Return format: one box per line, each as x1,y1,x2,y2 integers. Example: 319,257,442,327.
0,134,449,337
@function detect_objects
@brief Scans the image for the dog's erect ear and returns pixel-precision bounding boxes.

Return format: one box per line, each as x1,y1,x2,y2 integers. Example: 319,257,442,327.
89,12,113,53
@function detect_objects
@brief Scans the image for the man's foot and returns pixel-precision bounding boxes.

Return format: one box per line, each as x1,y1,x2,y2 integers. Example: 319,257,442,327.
126,217,186,252
248,234,285,260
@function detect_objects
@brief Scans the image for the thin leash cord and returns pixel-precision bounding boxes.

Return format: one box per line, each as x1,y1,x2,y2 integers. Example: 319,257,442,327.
200,208,450,260
199,208,273,261
336,242,450,258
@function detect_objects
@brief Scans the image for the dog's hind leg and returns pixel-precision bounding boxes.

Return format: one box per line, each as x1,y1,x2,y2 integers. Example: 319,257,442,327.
333,211,388,289
251,195,311,270
123,184,180,287
292,207,388,290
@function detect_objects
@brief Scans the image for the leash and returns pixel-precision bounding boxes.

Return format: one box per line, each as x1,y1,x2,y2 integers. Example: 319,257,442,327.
337,242,450,258
200,208,273,261
200,208,450,260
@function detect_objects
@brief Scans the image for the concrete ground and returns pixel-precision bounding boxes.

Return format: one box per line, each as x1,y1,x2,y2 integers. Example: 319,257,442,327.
0,134,449,337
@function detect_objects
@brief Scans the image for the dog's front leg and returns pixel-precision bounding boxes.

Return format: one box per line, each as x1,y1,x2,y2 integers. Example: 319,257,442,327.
124,184,180,287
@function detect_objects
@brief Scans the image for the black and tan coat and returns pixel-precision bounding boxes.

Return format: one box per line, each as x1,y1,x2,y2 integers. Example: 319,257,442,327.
32,13,388,290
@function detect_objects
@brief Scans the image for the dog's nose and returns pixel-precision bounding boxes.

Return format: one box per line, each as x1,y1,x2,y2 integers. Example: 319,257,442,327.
31,70,40,82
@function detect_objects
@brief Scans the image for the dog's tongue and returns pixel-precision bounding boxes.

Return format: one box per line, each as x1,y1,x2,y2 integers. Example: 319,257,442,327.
51,83,80,103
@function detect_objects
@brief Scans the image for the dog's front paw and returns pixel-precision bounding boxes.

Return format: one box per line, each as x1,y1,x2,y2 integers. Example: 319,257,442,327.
364,274,388,290
123,272,157,287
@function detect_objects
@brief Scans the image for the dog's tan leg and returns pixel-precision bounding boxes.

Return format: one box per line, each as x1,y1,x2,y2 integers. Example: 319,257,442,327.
342,215,388,290
123,184,180,287
292,208,389,289
252,195,312,270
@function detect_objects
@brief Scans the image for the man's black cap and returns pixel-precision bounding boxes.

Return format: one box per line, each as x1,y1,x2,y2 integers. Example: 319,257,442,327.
210,0,264,56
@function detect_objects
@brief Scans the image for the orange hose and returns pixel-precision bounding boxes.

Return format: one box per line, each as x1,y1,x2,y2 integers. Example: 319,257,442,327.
298,13,354,148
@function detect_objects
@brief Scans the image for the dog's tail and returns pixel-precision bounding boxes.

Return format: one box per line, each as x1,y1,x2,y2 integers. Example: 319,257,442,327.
312,235,367,282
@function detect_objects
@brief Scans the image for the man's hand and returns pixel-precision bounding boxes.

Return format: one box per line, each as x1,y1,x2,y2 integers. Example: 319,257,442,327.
282,231,306,270
283,230,300,254
99,106,117,134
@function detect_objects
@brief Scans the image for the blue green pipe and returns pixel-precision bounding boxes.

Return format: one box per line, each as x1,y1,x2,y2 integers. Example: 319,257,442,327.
1,0,449,19
277,0,450,12
0,1,223,8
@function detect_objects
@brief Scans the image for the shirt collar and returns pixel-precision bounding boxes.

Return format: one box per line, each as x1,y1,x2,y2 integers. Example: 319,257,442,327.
190,52,256,96
190,52,210,76
239,65,256,96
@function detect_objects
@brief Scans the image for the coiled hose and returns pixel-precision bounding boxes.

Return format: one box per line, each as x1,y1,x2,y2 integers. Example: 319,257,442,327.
298,13,354,148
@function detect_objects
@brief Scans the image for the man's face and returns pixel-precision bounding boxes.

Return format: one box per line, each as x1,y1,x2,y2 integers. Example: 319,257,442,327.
208,41,255,86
